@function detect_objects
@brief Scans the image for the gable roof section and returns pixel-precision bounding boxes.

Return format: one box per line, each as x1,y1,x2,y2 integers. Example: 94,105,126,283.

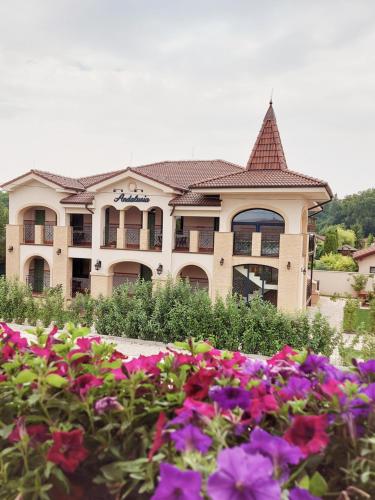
32,169,85,190
169,192,221,207
78,169,127,188
60,192,95,205
190,168,332,194
353,246,375,261
130,160,243,191
246,101,287,170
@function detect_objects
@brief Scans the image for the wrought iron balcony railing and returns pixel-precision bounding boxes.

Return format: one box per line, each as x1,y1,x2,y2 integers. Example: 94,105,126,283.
26,271,50,293
198,230,214,252
72,225,92,247
261,234,281,257
233,231,253,256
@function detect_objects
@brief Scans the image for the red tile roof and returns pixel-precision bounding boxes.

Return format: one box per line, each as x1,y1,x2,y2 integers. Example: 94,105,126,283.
353,245,375,261
130,160,243,191
60,192,95,204
169,192,221,206
190,168,332,194
78,169,126,188
32,169,85,190
246,102,287,170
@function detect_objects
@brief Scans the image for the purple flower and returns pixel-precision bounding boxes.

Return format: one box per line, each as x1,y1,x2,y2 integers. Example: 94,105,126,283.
280,376,312,401
171,424,212,453
94,396,123,414
240,358,267,376
152,463,202,500
242,428,303,479
300,354,329,374
289,487,321,500
209,386,250,410
362,382,375,401
357,360,375,376
207,447,281,500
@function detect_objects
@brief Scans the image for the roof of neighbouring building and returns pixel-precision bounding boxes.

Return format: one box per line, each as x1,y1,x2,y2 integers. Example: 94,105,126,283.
60,192,96,204
353,245,375,260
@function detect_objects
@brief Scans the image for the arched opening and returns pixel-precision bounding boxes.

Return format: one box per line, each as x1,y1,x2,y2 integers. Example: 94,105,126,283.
124,207,142,249
178,265,209,291
103,206,119,248
25,257,51,294
111,262,153,289
232,208,285,256
233,264,278,306
20,206,57,245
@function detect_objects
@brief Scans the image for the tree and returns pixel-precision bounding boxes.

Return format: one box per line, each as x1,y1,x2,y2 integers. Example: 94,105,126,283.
367,234,374,247
314,253,357,272
323,227,339,254
351,223,364,249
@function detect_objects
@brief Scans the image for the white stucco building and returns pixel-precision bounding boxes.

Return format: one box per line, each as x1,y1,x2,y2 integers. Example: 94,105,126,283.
3,103,332,312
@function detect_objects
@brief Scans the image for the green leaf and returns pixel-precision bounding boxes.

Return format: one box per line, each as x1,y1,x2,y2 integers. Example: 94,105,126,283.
309,471,328,496
45,373,68,388
194,342,213,354
14,369,37,384
298,475,310,490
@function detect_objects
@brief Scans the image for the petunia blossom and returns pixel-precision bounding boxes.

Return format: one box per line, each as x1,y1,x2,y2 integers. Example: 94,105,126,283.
248,383,278,422
152,463,202,500
47,429,88,473
171,424,212,453
279,376,312,401
70,373,103,398
94,396,123,414
289,487,321,500
184,368,216,400
284,415,329,456
207,447,281,500
209,386,250,410
242,427,303,479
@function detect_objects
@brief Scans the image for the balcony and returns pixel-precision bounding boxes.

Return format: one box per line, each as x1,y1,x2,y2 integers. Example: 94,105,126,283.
103,224,119,248
175,229,190,251
23,221,55,245
174,229,215,253
198,230,214,253
233,230,253,256
233,230,281,257
150,225,163,250
72,225,92,247
125,225,141,249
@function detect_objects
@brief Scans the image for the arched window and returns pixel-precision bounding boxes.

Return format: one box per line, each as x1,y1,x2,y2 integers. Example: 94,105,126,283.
232,209,285,256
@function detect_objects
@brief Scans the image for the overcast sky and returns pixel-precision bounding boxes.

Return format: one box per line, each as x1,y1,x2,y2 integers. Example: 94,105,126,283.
0,1,374,196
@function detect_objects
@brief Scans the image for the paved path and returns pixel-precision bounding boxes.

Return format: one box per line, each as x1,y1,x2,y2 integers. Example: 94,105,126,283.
308,296,345,330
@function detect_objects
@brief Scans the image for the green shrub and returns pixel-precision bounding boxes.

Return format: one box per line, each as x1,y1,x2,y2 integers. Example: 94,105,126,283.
0,277,35,323
369,297,375,334
39,286,66,328
68,292,97,326
314,253,357,271
351,273,369,295
343,298,360,332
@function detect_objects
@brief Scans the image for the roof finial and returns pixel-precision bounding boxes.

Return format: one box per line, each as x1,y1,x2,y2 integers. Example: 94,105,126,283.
269,88,273,106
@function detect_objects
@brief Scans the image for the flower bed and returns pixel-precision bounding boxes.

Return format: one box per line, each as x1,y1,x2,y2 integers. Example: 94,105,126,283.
0,324,374,499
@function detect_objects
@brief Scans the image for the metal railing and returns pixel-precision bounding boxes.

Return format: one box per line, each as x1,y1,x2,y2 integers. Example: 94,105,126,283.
72,225,92,246
26,271,50,293
24,221,35,244
72,277,91,296
113,273,139,289
126,226,140,248
150,225,163,250
44,223,55,244
175,229,190,250
306,278,313,306
261,234,281,257
198,230,214,252
103,224,119,247
233,231,253,256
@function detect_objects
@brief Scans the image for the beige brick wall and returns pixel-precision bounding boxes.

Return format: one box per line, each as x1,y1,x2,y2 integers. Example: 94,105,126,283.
52,226,72,299
90,274,113,298
5,225,23,279
212,232,234,300
277,234,305,313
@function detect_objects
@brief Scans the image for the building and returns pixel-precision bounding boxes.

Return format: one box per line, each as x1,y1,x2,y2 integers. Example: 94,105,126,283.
2,103,332,312
337,244,357,257
353,245,375,274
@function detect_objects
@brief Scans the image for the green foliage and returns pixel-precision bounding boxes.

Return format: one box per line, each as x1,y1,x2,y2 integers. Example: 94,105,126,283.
343,298,360,332
0,277,35,323
314,253,357,271
39,286,66,328
94,281,337,357
351,273,369,294
67,292,97,326
323,227,338,254
369,298,375,334
367,233,374,246
317,188,375,238
324,225,356,247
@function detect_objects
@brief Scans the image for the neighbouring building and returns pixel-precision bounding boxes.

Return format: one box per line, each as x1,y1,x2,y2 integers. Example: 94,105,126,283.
353,245,375,274
2,103,332,312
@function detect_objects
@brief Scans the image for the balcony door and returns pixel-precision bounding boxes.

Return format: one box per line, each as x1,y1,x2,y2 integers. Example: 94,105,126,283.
33,257,45,293
35,209,45,225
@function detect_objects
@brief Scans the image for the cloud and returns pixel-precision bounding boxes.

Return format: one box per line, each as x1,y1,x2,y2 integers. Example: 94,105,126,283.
0,0,374,195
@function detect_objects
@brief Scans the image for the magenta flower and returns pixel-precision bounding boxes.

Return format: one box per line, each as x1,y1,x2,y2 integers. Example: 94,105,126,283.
152,463,202,500
207,447,281,500
242,427,303,479
289,487,321,500
94,396,123,414
209,386,250,410
171,424,212,453
70,373,103,398
357,360,375,376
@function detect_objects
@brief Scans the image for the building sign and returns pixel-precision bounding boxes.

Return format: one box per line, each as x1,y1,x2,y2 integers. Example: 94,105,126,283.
114,193,150,203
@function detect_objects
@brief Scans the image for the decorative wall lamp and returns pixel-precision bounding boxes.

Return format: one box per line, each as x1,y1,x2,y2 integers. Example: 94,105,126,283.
8,246,13,253
94,260,102,271
301,267,307,275
156,264,163,275
220,258,224,266
287,261,291,270
56,248,62,255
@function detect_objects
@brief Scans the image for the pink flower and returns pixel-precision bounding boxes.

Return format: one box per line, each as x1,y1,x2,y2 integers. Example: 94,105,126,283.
47,429,88,473
9,419,49,445
321,379,344,398
268,346,297,367
70,373,103,398
124,353,165,375
148,412,167,460
248,383,278,422
284,415,329,456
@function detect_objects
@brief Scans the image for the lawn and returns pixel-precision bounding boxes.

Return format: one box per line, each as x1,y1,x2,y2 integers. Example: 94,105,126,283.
356,308,371,330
